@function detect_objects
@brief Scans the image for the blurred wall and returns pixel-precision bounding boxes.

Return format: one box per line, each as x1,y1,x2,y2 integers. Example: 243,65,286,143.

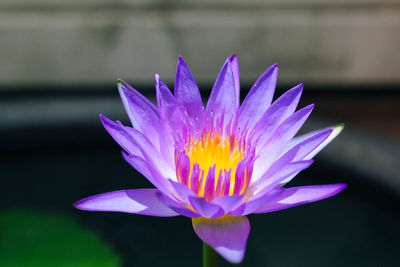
1,0,400,88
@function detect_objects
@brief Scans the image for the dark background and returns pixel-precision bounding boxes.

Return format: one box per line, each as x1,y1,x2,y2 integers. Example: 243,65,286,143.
0,1,399,266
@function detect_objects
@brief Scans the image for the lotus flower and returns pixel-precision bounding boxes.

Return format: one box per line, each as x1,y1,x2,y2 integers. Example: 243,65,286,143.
75,55,346,263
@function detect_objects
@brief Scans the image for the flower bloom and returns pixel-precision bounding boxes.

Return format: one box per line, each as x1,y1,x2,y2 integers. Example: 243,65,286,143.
75,55,346,263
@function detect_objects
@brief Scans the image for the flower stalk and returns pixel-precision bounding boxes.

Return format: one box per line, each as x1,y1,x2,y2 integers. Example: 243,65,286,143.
203,242,219,267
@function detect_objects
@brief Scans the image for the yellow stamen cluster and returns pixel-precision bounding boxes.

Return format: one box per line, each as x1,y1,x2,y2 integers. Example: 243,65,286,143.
186,132,244,196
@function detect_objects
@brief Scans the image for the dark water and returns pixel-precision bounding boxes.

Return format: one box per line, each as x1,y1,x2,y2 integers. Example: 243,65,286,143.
0,126,399,267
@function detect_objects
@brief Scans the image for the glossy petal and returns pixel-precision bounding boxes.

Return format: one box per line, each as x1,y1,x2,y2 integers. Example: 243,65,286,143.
274,128,333,185
250,83,303,146
231,160,313,216
157,193,201,218
229,55,240,107
192,215,250,263
155,74,191,147
74,189,179,217
118,82,163,150
212,195,244,213
285,124,345,160
206,56,239,125
169,180,196,204
252,104,314,181
254,184,347,214
100,114,143,157
229,190,280,217
121,152,152,182
174,56,204,124
238,63,278,129
251,160,314,197
189,196,225,218
104,116,175,180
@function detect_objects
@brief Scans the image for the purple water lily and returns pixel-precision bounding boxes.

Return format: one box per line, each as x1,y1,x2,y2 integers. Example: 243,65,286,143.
75,55,346,263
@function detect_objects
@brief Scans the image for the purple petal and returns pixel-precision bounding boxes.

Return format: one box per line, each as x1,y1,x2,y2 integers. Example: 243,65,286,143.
121,152,176,200
192,215,250,263
229,190,281,216
285,124,345,160
250,160,314,197
252,104,314,181
211,195,244,213
229,55,240,107
206,56,239,125
101,115,176,181
155,74,191,146
189,196,225,219
169,180,196,204
254,184,347,214
239,63,278,129
157,193,200,218
282,128,333,162
74,189,179,217
231,160,313,216
269,129,333,186
118,82,164,151
100,114,143,157
251,144,304,189
250,83,303,146
121,152,152,182
174,56,204,124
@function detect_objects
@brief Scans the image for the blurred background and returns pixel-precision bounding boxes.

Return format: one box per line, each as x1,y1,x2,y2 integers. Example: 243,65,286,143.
0,1,399,266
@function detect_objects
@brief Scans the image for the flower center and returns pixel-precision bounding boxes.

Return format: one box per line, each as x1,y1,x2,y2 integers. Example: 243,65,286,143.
175,131,254,201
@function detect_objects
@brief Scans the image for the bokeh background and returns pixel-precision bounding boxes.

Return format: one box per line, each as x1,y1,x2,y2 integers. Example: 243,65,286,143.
0,1,399,266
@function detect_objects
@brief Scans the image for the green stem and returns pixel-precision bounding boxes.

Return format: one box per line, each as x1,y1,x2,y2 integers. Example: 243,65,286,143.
203,242,219,267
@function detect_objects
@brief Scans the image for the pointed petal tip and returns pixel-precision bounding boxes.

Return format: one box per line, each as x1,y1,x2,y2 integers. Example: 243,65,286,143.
229,54,238,61
336,183,348,191
178,55,185,62
99,113,107,121
302,158,314,167
73,199,85,210
284,83,304,96
117,79,133,89
99,113,112,123
337,123,345,131
306,103,315,111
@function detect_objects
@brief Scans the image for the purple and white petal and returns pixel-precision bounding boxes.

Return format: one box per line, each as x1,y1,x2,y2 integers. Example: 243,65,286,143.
254,184,347,214
250,83,303,146
238,63,278,129
155,74,191,148
252,104,314,181
229,190,281,216
169,180,196,204
206,56,239,125
192,215,250,263
229,55,240,107
121,152,153,182
74,189,179,217
174,56,204,124
211,195,244,213
157,193,201,218
189,196,225,219
100,114,143,157
250,160,314,197
115,121,176,181
118,82,163,150
285,124,345,160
